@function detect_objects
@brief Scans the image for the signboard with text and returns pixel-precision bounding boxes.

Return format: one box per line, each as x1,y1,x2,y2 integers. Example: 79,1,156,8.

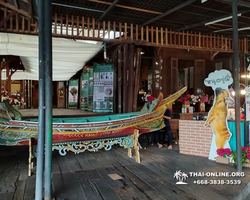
93,63,114,113
204,69,234,160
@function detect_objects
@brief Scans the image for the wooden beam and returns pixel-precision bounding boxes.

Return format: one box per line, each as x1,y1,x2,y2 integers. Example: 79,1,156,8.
6,63,10,93
10,69,17,77
0,10,17,28
88,0,161,14
117,45,122,113
127,44,135,112
97,0,120,22
123,43,128,113
0,0,31,18
210,51,219,61
13,0,19,9
0,62,2,100
133,48,142,112
140,0,196,27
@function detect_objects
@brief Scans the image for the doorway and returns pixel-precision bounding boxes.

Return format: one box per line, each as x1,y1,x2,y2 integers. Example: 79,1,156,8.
53,82,58,108
32,81,39,108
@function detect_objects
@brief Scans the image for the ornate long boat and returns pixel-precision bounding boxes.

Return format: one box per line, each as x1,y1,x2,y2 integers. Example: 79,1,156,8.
0,87,186,147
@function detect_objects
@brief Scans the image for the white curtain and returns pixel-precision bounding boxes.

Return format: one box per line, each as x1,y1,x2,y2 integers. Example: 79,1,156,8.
0,33,103,81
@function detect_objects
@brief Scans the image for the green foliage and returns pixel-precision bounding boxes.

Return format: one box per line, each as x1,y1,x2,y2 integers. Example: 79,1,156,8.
231,150,248,166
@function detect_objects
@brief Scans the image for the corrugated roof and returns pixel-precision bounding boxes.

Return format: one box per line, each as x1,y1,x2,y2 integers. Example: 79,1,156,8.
2,0,250,37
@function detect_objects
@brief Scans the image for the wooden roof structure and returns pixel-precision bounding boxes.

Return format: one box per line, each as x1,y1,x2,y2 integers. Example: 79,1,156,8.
1,0,250,52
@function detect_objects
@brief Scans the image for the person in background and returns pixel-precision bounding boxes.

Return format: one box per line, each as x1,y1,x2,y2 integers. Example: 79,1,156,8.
154,108,173,149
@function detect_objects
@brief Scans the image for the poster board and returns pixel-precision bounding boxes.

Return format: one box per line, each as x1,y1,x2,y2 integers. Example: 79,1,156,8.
68,79,79,108
204,69,234,160
93,63,114,113
88,68,94,112
81,72,89,110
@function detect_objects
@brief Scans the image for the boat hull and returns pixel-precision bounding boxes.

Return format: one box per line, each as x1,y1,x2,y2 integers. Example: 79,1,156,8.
0,105,166,146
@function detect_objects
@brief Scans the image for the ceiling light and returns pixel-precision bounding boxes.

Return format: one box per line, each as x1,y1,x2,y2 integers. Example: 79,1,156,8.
214,26,250,33
141,52,145,55
238,27,250,31
205,13,241,26
214,28,232,33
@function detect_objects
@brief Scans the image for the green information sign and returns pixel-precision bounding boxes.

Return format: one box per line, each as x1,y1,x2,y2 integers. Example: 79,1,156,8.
93,63,114,113
68,79,79,107
88,68,94,112
81,72,89,110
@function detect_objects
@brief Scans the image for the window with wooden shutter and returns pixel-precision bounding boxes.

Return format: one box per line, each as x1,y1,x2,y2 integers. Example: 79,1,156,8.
194,59,205,95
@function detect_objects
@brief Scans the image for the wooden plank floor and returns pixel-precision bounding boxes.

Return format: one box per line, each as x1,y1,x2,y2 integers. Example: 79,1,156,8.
1,143,250,200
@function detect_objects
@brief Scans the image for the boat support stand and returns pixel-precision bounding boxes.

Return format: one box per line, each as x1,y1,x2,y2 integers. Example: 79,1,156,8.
28,129,141,176
28,138,36,176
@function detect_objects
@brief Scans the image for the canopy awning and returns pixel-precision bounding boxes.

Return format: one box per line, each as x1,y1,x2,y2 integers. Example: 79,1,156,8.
0,33,103,81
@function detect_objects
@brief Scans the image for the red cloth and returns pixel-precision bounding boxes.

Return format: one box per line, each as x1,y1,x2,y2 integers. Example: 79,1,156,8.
147,95,155,102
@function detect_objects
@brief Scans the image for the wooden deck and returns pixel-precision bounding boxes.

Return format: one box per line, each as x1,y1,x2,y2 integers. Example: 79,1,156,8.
1,143,250,200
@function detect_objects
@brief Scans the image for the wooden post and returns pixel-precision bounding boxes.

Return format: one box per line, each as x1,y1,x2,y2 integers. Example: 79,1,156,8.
6,63,10,93
127,44,135,113
112,49,118,113
123,43,128,113
133,129,140,163
117,45,122,113
0,62,2,101
128,147,132,158
30,80,33,108
133,48,142,112
25,80,29,108
28,138,34,176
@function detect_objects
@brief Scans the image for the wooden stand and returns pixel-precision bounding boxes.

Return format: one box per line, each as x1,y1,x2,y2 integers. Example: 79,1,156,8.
128,129,141,163
28,138,35,176
215,156,230,164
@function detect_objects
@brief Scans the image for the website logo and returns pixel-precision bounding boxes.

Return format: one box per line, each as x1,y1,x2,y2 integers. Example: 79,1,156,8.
174,170,188,184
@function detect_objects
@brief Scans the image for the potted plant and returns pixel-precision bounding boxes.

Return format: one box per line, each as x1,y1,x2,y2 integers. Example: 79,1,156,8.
215,148,232,164
197,93,208,112
231,147,250,167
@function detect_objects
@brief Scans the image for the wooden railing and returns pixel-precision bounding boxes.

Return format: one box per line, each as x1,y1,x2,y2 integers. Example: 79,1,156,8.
0,6,248,53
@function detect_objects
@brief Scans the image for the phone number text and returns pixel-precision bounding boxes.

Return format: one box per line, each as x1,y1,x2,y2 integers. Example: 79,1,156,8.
193,180,241,185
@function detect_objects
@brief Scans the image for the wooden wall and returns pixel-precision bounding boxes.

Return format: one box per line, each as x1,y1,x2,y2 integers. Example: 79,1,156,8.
151,47,245,101
156,48,215,97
